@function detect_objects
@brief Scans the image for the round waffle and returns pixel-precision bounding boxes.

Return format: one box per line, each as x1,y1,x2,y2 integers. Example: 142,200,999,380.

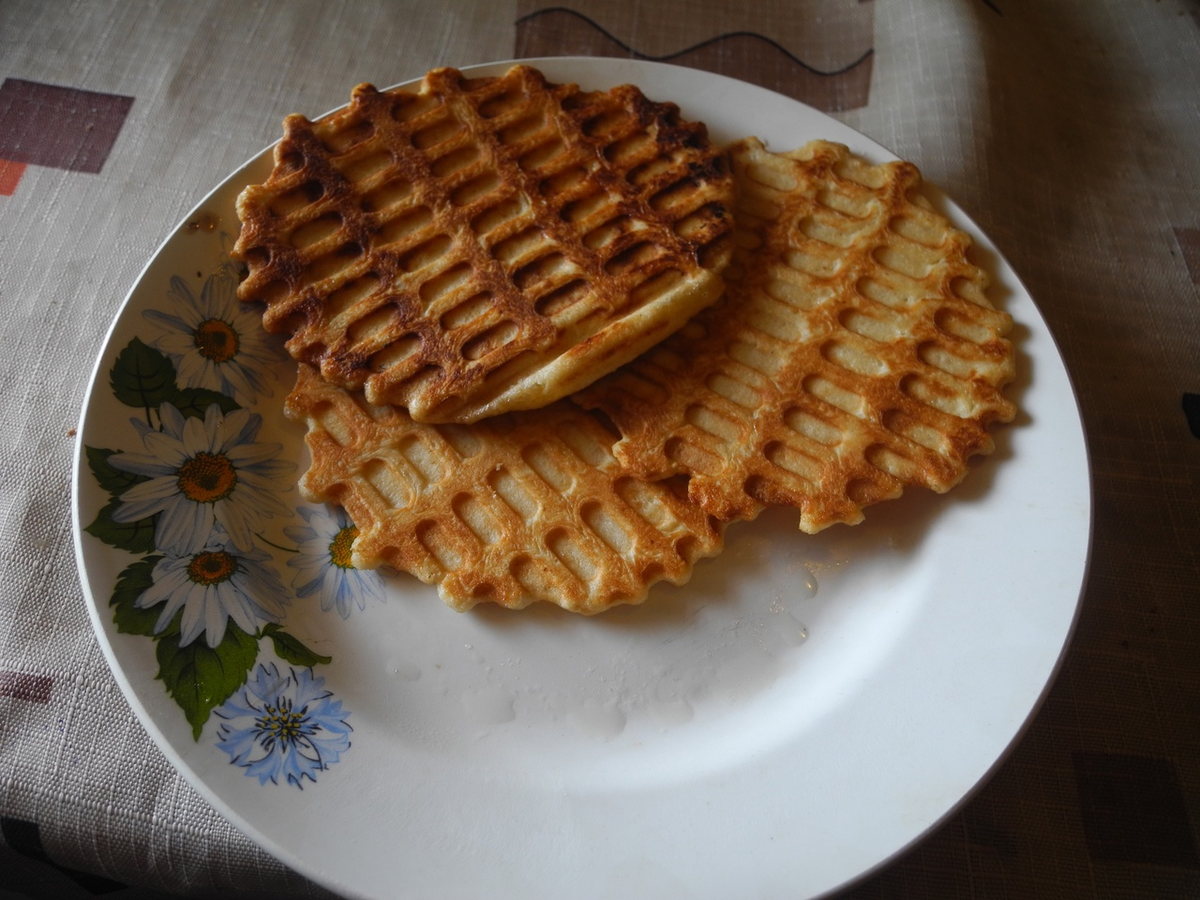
285,364,725,614
234,65,734,424
574,138,1017,533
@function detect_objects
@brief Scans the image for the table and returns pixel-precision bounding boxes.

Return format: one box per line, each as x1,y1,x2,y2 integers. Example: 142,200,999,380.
2,1,1198,897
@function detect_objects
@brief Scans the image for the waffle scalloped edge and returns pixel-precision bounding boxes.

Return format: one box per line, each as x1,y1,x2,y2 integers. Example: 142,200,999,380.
285,363,726,613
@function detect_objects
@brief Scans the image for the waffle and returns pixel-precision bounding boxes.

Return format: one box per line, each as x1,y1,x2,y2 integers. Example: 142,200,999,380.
575,138,1017,533
234,65,734,424
285,364,725,613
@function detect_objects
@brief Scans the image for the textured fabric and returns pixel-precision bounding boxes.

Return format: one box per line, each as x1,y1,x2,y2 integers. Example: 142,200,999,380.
1,0,1198,897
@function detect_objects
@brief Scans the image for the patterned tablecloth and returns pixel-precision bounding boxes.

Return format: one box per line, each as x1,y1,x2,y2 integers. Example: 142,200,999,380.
2,1,1199,897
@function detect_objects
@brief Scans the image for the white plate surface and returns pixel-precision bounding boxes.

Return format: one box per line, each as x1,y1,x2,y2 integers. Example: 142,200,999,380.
73,58,1091,900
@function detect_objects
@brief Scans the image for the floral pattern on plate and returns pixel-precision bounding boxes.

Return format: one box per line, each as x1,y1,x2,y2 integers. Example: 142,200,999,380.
215,662,352,789
286,505,388,620
82,249,358,786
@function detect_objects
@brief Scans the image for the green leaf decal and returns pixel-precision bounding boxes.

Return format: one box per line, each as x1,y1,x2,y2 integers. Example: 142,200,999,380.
171,387,241,419
262,623,332,667
110,556,164,636
84,497,158,553
156,621,260,740
86,446,148,495
109,337,177,410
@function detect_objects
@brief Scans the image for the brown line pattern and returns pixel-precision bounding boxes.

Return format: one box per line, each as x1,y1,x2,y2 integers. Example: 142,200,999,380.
516,7,871,76
515,7,873,113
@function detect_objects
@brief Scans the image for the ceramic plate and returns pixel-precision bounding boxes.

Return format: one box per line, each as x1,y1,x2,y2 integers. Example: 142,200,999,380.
72,58,1091,900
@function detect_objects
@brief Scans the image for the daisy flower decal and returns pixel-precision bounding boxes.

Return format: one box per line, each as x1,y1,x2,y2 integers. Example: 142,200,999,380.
215,663,352,788
85,236,348,754
143,266,278,406
135,528,289,648
108,402,293,554
286,506,387,619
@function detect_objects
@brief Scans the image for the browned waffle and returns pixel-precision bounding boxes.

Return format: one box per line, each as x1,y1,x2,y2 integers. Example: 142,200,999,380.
575,138,1017,533
285,364,725,613
234,65,734,424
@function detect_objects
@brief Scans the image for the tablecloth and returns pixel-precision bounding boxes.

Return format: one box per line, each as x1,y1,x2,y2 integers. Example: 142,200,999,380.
2,0,1198,897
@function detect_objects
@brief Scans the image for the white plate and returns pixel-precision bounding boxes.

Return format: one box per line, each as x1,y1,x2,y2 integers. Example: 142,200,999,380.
73,58,1091,900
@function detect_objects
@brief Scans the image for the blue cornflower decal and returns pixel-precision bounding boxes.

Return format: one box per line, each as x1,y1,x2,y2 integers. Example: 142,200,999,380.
285,506,386,618
215,663,351,788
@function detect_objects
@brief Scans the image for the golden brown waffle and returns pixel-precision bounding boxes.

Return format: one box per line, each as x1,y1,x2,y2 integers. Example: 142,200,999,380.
285,364,725,614
234,65,734,424
575,138,1017,533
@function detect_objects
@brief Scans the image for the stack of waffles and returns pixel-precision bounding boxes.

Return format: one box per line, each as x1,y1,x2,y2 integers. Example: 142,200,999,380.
233,65,1016,614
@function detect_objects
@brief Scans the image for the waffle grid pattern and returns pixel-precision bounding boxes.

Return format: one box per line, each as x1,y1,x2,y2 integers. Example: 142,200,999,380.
576,139,1017,533
235,65,733,423
285,365,725,613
